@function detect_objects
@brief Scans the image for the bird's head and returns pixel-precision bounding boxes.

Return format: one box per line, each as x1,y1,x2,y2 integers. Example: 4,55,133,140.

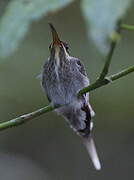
49,23,70,66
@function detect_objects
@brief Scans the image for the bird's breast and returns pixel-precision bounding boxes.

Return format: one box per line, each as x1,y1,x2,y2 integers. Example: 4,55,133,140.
43,60,89,105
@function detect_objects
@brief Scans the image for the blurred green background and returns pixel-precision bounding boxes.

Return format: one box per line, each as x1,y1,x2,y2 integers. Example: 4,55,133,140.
0,0,134,179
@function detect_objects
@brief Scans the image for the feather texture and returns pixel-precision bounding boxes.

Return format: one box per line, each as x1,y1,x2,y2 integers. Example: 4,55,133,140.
41,36,101,170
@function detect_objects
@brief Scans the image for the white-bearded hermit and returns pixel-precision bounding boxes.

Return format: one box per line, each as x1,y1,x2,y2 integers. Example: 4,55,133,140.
40,24,101,170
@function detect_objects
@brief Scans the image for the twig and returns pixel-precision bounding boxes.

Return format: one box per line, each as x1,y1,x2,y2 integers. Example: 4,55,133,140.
98,37,117,80
98,22,121,80
121,24,134,31
0,64,134,131
0,23,134,131
78,65,134,95
0,105,55,131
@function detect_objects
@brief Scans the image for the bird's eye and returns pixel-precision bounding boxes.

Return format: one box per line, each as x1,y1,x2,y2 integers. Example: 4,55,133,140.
62,41,69,51
64,43,69,50
65,44,69,50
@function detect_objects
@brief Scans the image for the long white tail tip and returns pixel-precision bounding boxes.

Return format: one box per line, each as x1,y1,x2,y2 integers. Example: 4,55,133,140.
83,136,101,170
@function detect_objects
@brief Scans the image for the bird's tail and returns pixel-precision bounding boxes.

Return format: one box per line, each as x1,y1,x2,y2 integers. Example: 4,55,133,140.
82,135,101,170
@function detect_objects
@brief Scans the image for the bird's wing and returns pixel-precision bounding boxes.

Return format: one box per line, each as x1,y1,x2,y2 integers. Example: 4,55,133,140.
79,103,91,136
41,63,52,102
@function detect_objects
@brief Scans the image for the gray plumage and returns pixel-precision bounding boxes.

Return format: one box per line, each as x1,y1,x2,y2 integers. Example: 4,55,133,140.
40,24,101,170
42,52,94,132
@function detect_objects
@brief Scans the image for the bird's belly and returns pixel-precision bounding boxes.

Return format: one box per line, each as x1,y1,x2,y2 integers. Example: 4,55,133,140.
47,70,89,106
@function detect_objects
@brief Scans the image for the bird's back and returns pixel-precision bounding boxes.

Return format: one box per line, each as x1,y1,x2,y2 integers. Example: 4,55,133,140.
41,56,90,106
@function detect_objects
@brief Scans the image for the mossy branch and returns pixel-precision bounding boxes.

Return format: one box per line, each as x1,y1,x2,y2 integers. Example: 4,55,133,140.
0,23,134,131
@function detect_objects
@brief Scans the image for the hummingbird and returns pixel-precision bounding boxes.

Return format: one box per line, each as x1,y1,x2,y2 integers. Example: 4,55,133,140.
41,24,101,170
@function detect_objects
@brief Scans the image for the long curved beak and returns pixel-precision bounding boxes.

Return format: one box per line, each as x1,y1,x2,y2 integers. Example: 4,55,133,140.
49,23,61,46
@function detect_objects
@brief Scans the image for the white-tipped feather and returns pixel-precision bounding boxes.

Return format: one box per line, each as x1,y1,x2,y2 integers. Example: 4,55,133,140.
83,136,101,170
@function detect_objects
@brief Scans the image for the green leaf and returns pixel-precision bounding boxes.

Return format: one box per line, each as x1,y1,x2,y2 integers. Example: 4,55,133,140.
0,0,73,58
81,0,131,54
